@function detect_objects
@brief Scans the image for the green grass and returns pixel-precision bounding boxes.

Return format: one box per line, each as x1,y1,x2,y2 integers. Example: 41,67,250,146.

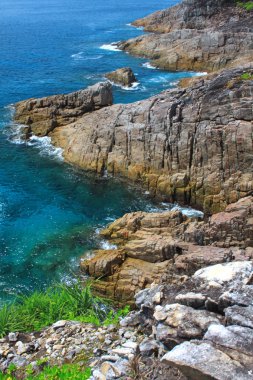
237,1,253,11
241,72,253,80
0,282,129,338
0,363,92,380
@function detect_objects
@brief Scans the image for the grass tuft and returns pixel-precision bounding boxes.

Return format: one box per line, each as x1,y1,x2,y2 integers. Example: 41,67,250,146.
0,363,92,380
0,282,129,338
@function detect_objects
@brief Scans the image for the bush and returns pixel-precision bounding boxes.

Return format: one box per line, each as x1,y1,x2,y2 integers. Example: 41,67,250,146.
241,72,253,80
0,282,129,338
237,1,253,11
0,363,92,380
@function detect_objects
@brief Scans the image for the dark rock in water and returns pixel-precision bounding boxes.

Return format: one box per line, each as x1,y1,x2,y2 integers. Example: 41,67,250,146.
105,67,137,87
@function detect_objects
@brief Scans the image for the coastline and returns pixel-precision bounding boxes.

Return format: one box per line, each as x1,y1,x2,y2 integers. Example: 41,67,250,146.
1,0,253,378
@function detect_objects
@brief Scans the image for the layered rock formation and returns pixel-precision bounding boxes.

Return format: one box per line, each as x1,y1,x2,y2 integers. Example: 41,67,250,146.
15,66,253,213
81,196,253,302
15,82,113,137
105,67,137,87
119,0,253,71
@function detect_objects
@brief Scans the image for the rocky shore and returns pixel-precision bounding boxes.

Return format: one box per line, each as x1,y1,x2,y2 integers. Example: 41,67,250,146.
1,260,253,379
15,65,253,214
119,0,253,72
4,0,253,379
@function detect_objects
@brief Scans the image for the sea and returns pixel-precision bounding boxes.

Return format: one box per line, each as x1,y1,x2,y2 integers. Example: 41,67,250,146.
0,0,203,302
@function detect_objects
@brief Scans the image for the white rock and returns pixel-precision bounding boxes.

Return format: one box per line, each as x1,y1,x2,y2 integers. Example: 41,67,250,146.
52,320,67,329
194,262,253,284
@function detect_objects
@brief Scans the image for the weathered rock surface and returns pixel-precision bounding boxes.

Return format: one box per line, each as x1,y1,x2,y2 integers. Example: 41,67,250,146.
1,261,253,380
162,341,252,380
105,67,137,87
82,197,253,302
15,82,113,137
120,0,253,72
15,66,253,213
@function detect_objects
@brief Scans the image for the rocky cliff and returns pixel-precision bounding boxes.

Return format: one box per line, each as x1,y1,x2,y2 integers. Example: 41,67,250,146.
15,82,113,137
6,1,253,379
15,66,253,213
82,196,253,302
119,0,253,71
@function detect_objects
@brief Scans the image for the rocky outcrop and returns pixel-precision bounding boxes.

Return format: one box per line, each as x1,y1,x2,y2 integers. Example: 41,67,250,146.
15,66,253,213
2,261,252,380
119,0,253,71
105,67,137,87
81,196,253,302
15,82,113,137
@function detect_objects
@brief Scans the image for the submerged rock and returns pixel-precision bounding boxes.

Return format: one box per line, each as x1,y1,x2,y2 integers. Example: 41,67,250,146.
105,67,137,87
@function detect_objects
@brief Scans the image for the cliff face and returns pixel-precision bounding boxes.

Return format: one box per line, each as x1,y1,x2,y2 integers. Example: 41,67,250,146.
15,82,113,137
119,0,253,71
82,196,253,302
15,66,253,214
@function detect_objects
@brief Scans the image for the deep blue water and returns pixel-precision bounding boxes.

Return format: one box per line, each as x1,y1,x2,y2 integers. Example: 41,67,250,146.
0,0,202,302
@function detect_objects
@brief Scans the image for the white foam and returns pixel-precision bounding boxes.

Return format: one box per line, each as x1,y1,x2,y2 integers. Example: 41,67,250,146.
100,43,121,52
126,23,144,31
107,79,140,91
5,123,27,144
100,240,117,250
121,82,140,91
28,135,64,161
195,72,208,77
142,62,157,70
71,51,84,60
6,124,64,162
71,52,103,61
170,205,204,218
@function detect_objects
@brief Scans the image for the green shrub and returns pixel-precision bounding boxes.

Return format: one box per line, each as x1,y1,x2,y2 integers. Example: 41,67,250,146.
0,282,129,338
0,364,92,380
237,1,253,11
241,72,253,80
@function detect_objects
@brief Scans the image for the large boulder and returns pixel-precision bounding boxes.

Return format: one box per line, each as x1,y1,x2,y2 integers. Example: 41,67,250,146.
162,341,252,380
105,67,137,87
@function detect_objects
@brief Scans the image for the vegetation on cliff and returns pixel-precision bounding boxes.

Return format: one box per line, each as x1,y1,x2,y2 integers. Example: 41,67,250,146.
0,282,129,338
0,363,91,380
237,1,253,11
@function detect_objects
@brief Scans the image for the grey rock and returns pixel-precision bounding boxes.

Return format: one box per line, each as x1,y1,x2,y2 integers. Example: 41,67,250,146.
225,305,253,329
162,341,253,380
8,333,19,343
175,292,206,308
139,337,159,357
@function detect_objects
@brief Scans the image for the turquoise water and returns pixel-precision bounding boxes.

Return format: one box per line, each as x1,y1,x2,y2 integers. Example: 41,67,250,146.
0,0,202,301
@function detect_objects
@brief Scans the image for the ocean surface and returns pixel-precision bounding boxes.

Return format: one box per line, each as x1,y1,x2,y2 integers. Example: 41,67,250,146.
0,0,203,302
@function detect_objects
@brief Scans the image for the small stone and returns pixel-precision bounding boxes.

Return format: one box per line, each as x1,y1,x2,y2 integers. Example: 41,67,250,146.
52,320,67,329
8,332,19,342
140,338,159,357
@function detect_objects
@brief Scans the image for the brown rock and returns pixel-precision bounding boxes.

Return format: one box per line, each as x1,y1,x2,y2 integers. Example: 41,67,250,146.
105,67,137,87
15,82,113,137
